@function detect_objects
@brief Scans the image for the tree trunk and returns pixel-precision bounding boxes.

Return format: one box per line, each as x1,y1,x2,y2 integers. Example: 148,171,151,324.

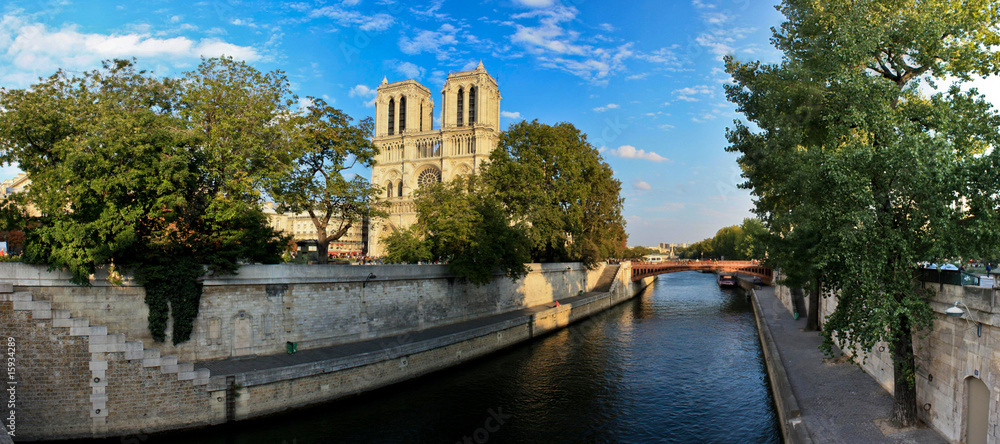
316,239,330,264
891,314,918,427
805,278,820,331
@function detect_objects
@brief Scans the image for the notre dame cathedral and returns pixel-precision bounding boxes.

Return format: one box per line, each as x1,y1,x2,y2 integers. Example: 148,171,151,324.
369,62,501,256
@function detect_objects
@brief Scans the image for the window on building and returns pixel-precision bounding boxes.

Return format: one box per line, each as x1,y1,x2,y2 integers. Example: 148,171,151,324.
386,181,393,198
468,86,477,125
397,180,403,197
399,96,406,133
388,98,395,135
418,169,442,187
457,88,464,127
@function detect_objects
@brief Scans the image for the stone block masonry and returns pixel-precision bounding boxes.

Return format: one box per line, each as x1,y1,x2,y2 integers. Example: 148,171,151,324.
2,262,603,363
775,278,1000,443
0,261,651,440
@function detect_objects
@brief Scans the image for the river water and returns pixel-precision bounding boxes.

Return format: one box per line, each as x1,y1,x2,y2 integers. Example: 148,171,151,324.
80,271,781,444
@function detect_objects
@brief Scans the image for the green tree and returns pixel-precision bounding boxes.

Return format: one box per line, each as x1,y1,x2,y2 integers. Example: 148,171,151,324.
737,218,767,260
383,176,531,285
484,120,625,267
711,225,743,260
623,246,655,259
271,98,386,264
726,0,1000,425
180,56,299,201
0,59,289,344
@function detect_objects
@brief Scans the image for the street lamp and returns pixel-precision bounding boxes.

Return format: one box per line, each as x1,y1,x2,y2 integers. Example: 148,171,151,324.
946,301,982,337
363,272,377,288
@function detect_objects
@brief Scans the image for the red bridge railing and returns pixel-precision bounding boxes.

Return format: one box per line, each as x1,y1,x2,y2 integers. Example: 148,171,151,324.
630,260,773,284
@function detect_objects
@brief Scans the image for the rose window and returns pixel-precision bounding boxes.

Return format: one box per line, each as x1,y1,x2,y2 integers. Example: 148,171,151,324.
417,169,441,187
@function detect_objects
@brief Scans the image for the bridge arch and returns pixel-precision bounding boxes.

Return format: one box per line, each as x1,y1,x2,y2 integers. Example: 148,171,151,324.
631,260,773,284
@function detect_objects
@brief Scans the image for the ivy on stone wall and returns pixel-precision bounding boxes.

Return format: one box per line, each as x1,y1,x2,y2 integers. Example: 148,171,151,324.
135,257,205,345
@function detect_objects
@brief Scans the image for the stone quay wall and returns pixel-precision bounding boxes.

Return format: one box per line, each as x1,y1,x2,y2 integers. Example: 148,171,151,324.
3,262,607,363
0,261,652,441
775,278,1000,443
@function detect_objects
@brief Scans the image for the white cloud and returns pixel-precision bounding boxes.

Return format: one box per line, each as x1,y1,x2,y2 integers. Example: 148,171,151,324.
632,179,652,190
674,85,714,102
513,0,556,7
349,84,376,98
609,145,670,162
349,84,378,107
593,103,620,112
230,18,257,27
637,47,683,71
695,26,755,60
297,97,315,111
309,6,395,32
0,15,261,87
507,6,633,84
398,24,461,60
395,61,425,79
691,112,719,123
501,110,522,119
659,124,675,131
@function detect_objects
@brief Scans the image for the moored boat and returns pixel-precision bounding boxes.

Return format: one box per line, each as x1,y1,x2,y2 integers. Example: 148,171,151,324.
717,273,737,287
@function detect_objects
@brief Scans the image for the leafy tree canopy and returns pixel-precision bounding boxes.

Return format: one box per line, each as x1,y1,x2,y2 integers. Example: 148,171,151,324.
270,98,387,263
0,59,291,343
484,120,626,267
726,0,1000,425
383,175,531,285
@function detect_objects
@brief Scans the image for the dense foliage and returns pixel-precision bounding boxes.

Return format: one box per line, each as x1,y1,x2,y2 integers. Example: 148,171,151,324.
485,120,626,267
270,99,386,264
0,59,292,344
384,120,626,283
725,0,1000,424
384,176,531,284
677,219,766,261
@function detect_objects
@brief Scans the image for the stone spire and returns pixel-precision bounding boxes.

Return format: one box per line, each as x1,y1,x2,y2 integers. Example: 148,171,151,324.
476,60,485,71
381,76,388,85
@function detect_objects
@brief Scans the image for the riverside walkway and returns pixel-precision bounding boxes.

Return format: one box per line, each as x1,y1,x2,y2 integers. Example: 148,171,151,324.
753,283,948,443
197,289,611,378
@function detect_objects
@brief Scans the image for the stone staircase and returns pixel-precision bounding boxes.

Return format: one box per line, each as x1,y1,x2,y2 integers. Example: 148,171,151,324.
593,264,620,293
0,284,210,432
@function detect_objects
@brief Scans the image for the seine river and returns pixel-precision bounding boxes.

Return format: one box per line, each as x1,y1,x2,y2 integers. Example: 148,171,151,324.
76,271,780,443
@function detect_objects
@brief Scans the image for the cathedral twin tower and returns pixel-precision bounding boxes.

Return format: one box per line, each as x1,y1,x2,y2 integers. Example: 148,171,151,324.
369,62,502,255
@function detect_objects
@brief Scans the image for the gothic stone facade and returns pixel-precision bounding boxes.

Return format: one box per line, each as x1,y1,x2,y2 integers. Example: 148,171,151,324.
369,62,501,256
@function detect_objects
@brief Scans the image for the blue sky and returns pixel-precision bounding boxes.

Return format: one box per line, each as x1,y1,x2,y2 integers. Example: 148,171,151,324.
1,0,996,246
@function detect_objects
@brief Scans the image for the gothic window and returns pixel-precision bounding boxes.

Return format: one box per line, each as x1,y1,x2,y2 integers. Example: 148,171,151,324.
386,181,393,198
457,88,464,127
397,180,403,197
420,100,423,131
468,86,477,125
388,98,395,135
399,96,407,133
418,168,442,187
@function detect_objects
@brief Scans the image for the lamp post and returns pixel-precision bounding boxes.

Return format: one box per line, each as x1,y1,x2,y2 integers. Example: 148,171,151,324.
946,301,982,337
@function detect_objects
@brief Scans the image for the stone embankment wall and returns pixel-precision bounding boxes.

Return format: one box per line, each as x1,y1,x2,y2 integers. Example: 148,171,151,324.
775,278,1000,443
3,262,605,362
0,261,652,441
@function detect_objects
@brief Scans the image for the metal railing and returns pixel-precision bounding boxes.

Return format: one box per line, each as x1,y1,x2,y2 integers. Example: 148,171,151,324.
917,268,981,286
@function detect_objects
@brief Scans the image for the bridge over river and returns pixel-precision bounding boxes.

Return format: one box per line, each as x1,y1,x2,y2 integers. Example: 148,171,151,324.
630,260,774,283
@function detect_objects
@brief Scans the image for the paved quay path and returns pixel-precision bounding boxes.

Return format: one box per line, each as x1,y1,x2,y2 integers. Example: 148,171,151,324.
198,290,608,377
753,284,948,443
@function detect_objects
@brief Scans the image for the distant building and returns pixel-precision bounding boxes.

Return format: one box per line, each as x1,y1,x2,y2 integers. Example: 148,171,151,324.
369,62,502,256
656,242,688,258
263,202,369,257
0,173,36,216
